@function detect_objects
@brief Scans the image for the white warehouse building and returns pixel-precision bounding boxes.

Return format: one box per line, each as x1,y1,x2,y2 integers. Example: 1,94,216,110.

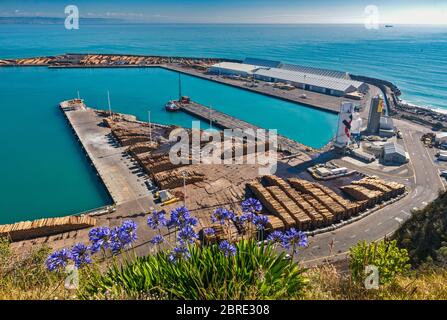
208,62,261,77
253,67,367,97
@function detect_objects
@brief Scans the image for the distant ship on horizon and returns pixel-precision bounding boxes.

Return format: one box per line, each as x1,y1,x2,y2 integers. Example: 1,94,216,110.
385,25,394,28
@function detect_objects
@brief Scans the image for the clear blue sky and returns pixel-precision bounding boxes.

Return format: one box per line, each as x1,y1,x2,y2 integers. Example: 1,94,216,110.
1,0,446,24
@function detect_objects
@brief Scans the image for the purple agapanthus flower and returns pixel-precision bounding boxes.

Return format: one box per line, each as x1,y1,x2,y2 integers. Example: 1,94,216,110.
177,225,199,245
253,215,269,230
169,207,193,227
267,231,285,245
70,243,92,269
238,212,256,224
109,227,124,255
118,220,138,246
203,227,216,236
88,226,113,253
282,228,308,252
219,240,237,257
150,234,165,245
168,246,191,263
241,198,262,214
147,210,167,230
46,248,72,272
211,207,235,225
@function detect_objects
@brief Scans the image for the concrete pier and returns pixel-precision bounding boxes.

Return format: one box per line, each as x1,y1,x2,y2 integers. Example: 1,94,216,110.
62,105,154,211
179,101,314,154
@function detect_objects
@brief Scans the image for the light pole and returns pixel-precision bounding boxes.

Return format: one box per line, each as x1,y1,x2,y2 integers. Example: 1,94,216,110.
183,171,187,207
107,90,112,117
148,109,152,143
209,105,212,129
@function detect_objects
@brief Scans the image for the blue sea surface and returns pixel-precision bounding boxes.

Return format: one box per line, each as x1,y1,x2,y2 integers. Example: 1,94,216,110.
1,23,446,223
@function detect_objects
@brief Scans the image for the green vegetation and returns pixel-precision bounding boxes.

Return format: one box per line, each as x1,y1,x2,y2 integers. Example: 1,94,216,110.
349,240,410,285
79,240,308,300
0,237,69,300
395,190,447,267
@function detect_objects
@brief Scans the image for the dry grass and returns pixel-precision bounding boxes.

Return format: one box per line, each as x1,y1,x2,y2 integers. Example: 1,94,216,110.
304,263,447,300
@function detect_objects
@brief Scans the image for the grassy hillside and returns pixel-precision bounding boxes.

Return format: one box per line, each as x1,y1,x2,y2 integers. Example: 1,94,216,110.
394,191,447,267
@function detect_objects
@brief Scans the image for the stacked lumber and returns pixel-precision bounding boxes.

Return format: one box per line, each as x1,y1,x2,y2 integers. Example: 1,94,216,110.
0,216,96,242
373,179,406,197
263,175,325,227
314,184,361,217
265,186,311,230
247,181,296,228
300,194,334,224
153,168,204,189
352,179,393,201
340,185,382,207
141,154,190,174
288,178,346,221
288,179,334,224
126,141,158,156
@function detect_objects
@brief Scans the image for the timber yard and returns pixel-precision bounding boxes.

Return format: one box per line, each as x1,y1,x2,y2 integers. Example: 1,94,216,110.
1,53,446,265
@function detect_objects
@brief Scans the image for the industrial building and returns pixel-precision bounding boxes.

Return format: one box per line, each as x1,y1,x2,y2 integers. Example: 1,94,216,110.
382,142,409,165
379,116,395,138
253,68,367,97
208,62,261,77
208,58,367,97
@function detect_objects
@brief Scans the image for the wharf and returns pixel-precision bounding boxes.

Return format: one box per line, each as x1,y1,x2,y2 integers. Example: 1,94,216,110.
179,101,315,154
61,103,154,210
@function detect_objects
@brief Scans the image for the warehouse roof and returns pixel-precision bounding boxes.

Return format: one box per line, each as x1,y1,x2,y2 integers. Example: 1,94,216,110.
243,57,282,68
210,62,260,74
254,67,365,92
281,63,348,79
383,142,407,157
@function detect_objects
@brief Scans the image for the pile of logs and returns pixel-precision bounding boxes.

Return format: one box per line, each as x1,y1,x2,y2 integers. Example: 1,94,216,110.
153,168,205,189
0,215,96,242
288,178,346,222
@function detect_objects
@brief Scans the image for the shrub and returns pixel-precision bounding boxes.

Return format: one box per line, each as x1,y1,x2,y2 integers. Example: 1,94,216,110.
78,239,308,300
349,240,410,286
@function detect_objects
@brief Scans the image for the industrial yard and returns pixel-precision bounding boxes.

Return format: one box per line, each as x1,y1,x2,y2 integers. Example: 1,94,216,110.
2,53,446,265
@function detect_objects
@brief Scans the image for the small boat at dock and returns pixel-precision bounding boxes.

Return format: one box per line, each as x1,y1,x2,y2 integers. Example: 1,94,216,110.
165,100,181,111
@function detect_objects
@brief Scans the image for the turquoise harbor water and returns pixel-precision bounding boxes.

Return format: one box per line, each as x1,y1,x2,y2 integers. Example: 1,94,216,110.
1,23,446,223
0,66,336,224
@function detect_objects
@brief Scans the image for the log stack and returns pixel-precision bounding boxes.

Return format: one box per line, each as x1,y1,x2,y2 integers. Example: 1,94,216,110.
247,181,296,228
0,215,96,242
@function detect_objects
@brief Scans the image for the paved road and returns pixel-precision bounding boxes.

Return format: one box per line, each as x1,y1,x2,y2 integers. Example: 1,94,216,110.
299,119,445,265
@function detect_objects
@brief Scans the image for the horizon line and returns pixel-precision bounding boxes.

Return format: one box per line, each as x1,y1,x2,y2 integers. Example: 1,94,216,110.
1,16,447,26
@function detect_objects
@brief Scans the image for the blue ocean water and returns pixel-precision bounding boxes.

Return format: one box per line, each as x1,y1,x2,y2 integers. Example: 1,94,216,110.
1,23,446,223
1,23,446,109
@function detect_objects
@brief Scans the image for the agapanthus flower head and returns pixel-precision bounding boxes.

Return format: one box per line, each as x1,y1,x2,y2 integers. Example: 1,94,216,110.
70,243,92,269
219,240,237,257
211,207,235,225
168,246,191,263
253,215,269,230
169,206,195,228
150,234,165,245
239,212,256,225
109,227,124,255
241,198,262,214
88,226,112,253
203,227,216,236
177,225,199,245
283,228,308,252
46,248,72,272
267,230,285,244
147,210,167,230
118,220,138,246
